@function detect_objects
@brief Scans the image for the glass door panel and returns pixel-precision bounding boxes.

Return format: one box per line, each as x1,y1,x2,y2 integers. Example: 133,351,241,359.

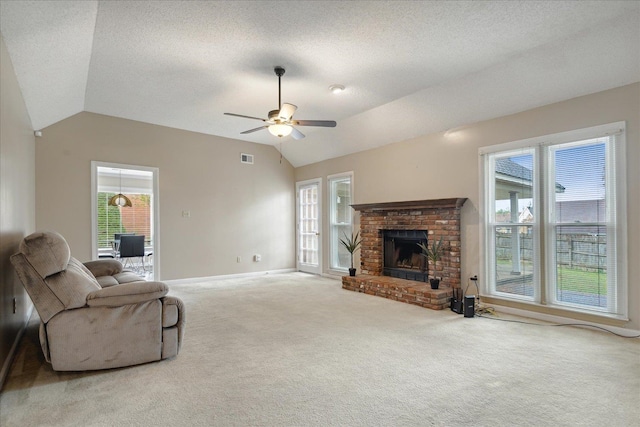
296,179,321,274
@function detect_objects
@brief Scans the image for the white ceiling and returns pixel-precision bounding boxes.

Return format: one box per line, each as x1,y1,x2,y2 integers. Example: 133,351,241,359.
1,1,639,167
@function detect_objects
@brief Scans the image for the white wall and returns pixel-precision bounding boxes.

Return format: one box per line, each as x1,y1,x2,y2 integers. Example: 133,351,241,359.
36,112,296,280
296,83,640,330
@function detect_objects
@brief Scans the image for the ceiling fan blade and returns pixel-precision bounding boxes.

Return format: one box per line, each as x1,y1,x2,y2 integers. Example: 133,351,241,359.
224,112,267,122
291,127,305,140
240,126,268,134
278,103,297,121
293,120,337,127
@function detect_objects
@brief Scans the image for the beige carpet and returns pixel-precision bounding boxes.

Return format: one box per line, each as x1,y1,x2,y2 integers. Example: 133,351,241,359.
1,272,639,426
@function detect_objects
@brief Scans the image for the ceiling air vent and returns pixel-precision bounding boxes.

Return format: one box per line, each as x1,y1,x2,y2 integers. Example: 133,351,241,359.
240,153,254,164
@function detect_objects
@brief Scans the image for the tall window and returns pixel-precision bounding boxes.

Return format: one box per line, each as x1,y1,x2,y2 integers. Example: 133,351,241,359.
329,172,353,271
482,122,627,318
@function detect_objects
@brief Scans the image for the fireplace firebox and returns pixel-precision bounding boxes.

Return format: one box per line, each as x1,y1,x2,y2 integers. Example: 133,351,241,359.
383,230,429,282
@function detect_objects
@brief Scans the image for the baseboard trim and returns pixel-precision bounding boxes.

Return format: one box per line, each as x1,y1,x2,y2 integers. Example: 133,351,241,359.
165,268,296,285
0,304,34,391
491,305,640,338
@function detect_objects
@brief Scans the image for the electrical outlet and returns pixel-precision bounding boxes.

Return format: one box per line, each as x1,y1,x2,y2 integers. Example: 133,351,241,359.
254,254,261,262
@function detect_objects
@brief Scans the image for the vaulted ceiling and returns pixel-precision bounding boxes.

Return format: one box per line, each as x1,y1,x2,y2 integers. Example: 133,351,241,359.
1,1,638,167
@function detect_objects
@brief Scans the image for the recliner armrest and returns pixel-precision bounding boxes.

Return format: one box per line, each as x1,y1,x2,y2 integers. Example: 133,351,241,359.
86,281,168,307
84,259,124,278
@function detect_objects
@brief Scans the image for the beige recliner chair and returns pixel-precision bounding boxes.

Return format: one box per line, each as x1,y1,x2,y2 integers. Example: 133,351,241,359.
10,231,185,371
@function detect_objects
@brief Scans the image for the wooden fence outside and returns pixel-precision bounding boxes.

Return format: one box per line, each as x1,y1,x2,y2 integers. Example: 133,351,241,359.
495,231,606,272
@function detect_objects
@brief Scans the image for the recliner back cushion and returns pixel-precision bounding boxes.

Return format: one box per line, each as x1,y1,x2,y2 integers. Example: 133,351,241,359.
45,257,101,309
19,231,71,278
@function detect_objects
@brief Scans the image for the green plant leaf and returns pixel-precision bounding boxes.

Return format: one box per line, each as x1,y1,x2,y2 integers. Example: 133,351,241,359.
340,231,362,269
416,236,445,263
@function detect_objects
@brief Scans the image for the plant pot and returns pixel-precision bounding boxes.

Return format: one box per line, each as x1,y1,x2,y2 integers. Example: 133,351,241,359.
430,278,440,289
349,268,356,277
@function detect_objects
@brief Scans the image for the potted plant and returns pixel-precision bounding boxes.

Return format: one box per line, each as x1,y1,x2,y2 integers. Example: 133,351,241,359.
340,231,362,277
417,236,445,289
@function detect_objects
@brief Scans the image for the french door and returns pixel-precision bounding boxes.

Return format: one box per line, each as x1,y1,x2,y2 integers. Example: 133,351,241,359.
296,179,322,274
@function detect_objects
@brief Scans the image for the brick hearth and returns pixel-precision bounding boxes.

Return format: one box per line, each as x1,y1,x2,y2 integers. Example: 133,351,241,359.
342,198,466,310
343,275,453,310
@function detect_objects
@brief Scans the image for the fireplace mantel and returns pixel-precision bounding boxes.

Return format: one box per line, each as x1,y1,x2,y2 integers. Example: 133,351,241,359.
351,198,467,212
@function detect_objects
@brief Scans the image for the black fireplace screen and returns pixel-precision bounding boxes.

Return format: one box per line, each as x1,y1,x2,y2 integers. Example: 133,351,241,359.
383,230,429,282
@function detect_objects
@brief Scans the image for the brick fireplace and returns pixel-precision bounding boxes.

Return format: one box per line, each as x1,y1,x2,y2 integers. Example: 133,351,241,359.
342,198,467,310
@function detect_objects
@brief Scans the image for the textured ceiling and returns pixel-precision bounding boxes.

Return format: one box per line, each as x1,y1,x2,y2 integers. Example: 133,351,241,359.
1,1,639,167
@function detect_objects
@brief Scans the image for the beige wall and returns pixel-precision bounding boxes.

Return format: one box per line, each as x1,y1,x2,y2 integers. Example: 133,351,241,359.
296,83,640,330
0,36,36,385
37,112,295,280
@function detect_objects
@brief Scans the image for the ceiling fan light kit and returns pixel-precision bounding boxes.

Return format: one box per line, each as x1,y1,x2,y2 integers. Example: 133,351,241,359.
224,66,337,140
268,123,293,137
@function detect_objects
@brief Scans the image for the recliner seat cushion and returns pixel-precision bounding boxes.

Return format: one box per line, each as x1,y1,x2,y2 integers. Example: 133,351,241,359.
114,271,146,284
94,271,146,287
87,281,168,307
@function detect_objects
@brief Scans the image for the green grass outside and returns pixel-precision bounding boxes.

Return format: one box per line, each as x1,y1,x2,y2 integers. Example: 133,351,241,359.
496,259,607,296
556,266,607,296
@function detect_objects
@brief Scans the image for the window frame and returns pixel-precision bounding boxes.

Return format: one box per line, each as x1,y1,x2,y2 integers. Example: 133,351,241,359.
91,161,160,281
484,148,541,302
480,122,627,319
327,171,354,273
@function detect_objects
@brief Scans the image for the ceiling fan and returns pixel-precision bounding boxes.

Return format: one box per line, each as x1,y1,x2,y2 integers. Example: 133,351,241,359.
224,66,337,140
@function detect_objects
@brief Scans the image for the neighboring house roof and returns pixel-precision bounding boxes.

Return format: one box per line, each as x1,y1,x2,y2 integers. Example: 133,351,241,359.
496,158,532,182
495,201,605,234
496,158,566,193
519,206,533,223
